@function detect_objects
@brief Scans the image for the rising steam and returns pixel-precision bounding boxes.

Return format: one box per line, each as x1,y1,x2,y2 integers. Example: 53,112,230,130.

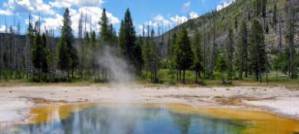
97,45,135,84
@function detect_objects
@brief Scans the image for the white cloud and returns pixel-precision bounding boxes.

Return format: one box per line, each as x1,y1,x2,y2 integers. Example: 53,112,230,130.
42,14,63,31
216,0,235,11
39,6,119,36
138,13,195,35
74,6,119,33
0,9,12,16
0,0,119,36
0,25,7,32
150,15,171,27
170,15,188,25
189,11,199,19
3,0,55,15
138,14,172,35
49,0,72,8
182,1,191,12
50,0,104,8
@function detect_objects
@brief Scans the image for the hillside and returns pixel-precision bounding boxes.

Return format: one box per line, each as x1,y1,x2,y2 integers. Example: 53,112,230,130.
159,0,298,57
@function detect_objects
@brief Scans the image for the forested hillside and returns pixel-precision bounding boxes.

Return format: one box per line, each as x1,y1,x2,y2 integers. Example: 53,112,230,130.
156,0,299,83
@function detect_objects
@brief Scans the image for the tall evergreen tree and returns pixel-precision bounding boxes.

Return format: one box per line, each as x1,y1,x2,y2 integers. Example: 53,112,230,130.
57,8,78,79
119,9,143,74
216,51,227,84
100,8,112,45
285,0,297,79
175,28,193,83
192,30,203,83
32,33,48,81
26,15,35,78
249,20,267,81
236,21,248,79
41,34,49,74
109,24,117,45
143,29,160,83
82,32,91,75
226,28,234,82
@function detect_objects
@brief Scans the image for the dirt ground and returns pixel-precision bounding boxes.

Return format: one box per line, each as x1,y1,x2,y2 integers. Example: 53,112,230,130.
0,84,299,123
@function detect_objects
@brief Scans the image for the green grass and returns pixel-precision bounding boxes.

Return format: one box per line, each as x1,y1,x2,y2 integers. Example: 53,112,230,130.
0,69,298,90
142,69,299,89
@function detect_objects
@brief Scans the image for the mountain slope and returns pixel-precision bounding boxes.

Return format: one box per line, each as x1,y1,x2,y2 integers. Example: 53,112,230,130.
160,0,298,56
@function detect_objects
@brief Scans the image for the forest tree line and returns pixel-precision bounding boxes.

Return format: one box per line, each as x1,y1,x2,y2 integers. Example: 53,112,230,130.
0,0,298,84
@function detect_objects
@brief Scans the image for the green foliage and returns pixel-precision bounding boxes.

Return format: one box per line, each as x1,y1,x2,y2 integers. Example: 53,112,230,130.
215,51,228,84
32,33,48,73
226,28,234,81
30,30,50,81
216,51,226,73
142,30,160,83
100,8,109,43
175,28,193,83
248,19,267,81
99,8,116,46
236,21,249,79
192,30,203,82
175,28,193,71
285,1,297,79
57,8,78,79
254,0,267,17
1,0,298,84
119,9,143,74
273,50,288,74
272,3,278,28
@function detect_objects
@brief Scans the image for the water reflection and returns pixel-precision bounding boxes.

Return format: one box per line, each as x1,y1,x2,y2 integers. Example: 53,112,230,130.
2,105,245,134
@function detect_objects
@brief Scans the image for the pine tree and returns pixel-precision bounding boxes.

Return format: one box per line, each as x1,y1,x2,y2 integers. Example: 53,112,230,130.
236,21,248,79
249,19,267,81
41,34,49,74
169,33,177,62
285,0,297,79
109,24,117,45
143,29,160,83
216,51,227,84
82,32,91,75
69,41,79,78
90,31,98,77
226,28,234,82
175,28,193,83
142,34,151,75
119,9,143,74
210,11,217,79
78,14,84,78
57,8,77,80
26,15,35,78
32,33,41,78
100,8,111,45
32,33,48,81
192,30,203,83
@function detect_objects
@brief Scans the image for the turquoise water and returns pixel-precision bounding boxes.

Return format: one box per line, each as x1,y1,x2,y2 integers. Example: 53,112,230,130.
4,105,245,134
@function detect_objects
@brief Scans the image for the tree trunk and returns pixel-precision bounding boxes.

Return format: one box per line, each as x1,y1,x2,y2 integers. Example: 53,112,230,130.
195,71,198,83
183,70,186,84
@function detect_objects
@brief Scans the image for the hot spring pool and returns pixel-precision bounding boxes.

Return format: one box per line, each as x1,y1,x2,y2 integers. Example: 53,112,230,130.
1,103,299,134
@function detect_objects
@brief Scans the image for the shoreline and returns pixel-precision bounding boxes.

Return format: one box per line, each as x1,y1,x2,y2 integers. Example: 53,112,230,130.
0,84,299,124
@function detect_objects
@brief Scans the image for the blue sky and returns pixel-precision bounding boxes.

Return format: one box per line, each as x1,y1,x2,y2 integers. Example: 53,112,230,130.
0,0,235,36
